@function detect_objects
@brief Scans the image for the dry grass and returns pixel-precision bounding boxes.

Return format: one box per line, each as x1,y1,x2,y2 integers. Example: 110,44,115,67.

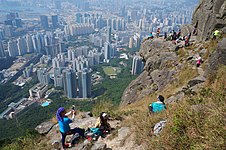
122,66,226,150
178,48,188,60
1,133,52,150
162,65,198,96
202,39,218,60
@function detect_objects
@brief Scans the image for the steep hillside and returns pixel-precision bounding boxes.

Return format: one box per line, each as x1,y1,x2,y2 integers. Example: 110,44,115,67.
2,36,225,150
122,0,226,106
1,0,226,150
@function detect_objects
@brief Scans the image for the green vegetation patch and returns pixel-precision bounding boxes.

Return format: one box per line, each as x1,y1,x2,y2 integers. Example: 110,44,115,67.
102,66,117,75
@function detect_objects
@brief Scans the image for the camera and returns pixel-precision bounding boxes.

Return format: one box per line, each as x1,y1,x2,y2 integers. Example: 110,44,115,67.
72,105,75,110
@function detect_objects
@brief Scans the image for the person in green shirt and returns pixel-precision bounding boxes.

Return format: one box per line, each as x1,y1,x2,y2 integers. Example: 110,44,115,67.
213,30,221,39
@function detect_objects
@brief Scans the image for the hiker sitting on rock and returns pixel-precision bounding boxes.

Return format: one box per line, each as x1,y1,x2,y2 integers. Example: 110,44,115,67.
147,32,154,40
56,107,85,149
95,112,111,133
148,95,166,113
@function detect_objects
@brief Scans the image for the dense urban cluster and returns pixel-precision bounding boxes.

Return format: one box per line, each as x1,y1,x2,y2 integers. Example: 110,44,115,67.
0,0,198,120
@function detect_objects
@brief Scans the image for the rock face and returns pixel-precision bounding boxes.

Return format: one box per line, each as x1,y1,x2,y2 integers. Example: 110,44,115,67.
190,0,226,40
205,38,226,77
121,39,178,105
35,121,56,135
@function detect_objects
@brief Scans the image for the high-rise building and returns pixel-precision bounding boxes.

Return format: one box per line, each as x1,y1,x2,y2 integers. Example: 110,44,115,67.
40,15,49,29
59,42,66,53
32,34,42,54
36,34,44,53
23,64,33,78
129,37,133,48
15,18,22,28
8,40,19,57
78,69,91,98
26,34,34,53
52,57,65,69
4,20,13,26
0,41,5,57
17,37,27,56
32,35,38,53
104,42,111,61
53,67,64,87
106,26,111,43
6,12,19,20
0,30,4,40
52,15,59,28
63,69,78,98
112,19,116,30
54,75,63,87
131,56,144,75
76,13,83,23
4,25,13,37
37,68,51,85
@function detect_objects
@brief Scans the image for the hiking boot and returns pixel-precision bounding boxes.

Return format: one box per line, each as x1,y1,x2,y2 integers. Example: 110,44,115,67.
63,143,70,148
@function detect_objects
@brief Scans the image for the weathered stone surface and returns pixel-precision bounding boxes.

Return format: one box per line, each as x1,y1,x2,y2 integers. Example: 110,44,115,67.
35,121,56,135
188,79,205,88
121,71,155,105
118,127,130,140
76,140,93,150
91,142,107,150
205,38,226,77
191,0,226,40
51,140,61,150
200,49,208,55
151,69,177,91
121,39,178,105
166,92,185,104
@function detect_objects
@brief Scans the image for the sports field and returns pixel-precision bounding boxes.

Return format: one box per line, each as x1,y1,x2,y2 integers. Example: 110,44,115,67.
102,66,118,75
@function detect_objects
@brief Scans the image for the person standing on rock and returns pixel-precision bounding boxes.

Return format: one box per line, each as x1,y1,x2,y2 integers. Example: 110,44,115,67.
148,95,166,113
177,30,181,39
56,107,85,149
164,32,167,39
156,28,161,38
196,56,202,67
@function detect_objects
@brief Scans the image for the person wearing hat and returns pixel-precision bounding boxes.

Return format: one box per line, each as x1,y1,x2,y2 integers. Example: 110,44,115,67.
95,112,111,132
148,95,166,113
56,107,85,149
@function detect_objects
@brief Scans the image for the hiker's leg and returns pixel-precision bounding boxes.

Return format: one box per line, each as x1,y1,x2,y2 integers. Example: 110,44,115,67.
70,128,85,137
61,132,67,148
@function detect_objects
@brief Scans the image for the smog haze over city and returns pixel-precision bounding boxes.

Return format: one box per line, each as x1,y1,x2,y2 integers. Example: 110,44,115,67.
0,0,199,142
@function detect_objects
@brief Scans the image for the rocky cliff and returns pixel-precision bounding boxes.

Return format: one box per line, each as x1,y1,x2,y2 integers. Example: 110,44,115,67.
121,0,226,106
183,0,226,41
121,39,179,105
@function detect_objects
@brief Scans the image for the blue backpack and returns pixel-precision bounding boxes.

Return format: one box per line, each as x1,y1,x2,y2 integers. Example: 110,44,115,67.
89,128,103,136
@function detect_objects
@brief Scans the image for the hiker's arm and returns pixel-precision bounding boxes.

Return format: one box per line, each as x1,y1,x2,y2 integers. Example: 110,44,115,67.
148,105,153,113
65,111,72,116
71,111,75,121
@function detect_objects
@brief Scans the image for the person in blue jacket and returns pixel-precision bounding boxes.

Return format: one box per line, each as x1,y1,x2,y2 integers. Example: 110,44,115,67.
148,95,166,113
56,107,85,149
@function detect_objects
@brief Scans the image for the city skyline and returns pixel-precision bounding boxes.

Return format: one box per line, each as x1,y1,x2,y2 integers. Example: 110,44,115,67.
0,0,199,119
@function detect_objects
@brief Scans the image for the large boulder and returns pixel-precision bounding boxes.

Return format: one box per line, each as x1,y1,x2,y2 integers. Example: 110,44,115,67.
121,71,155,105
91,142,107,150
35,121,56,135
